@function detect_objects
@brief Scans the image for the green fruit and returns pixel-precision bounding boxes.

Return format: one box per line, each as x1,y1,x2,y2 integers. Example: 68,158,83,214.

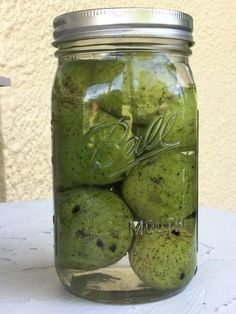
95,60,132,119
53,105,135,190
85,58,126,115
52,58,125,108
96,54,177,125
96,90,124,118
130,54,176,125
56,187,134,270
131,79,171,125
92,59,125,84
132,88,197,148
122,148,197,223
53,60,94,105
130,71,173,125
163,88,197,147
129,229,196,290
52,59,135,190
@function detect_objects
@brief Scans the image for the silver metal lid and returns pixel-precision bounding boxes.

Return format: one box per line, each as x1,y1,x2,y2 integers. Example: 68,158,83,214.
53,7,193,46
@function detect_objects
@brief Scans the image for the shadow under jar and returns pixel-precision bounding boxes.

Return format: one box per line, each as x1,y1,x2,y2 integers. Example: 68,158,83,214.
51,8,198,304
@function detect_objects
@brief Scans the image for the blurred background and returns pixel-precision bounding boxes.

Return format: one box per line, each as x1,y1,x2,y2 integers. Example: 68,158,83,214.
0,0,235,211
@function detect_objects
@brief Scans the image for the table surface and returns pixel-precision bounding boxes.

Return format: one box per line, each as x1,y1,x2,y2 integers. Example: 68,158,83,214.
0,201,235,314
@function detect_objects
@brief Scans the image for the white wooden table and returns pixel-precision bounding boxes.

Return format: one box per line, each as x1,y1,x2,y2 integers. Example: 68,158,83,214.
0,201,235,314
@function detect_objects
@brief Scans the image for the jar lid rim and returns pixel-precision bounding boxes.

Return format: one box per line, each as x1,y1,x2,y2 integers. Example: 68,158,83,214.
52,7,194,46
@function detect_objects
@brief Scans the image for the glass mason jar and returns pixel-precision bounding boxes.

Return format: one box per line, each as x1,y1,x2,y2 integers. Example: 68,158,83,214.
52,8,198,304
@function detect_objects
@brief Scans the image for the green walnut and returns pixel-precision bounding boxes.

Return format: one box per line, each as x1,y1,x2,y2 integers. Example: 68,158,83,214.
95,60,131,119
53,105,135,190
53,60,94,105
162,87,197,148
96,54,177,125
132,87,197,148
96,89,124,118
130,71,173,125
52,58,125,109
92,59,125,84
122,148,197,223
129,228,196,290
56,187,134,270
129,54,177,125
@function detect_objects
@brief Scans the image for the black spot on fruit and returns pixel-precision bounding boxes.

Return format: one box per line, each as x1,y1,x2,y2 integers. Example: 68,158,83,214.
96,239,104,248
72,205,81,214
179,272,185,280
109,244,117,252
171,229,180,236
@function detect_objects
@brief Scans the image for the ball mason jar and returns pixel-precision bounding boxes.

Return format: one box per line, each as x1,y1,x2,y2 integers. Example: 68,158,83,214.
51,8,198,304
